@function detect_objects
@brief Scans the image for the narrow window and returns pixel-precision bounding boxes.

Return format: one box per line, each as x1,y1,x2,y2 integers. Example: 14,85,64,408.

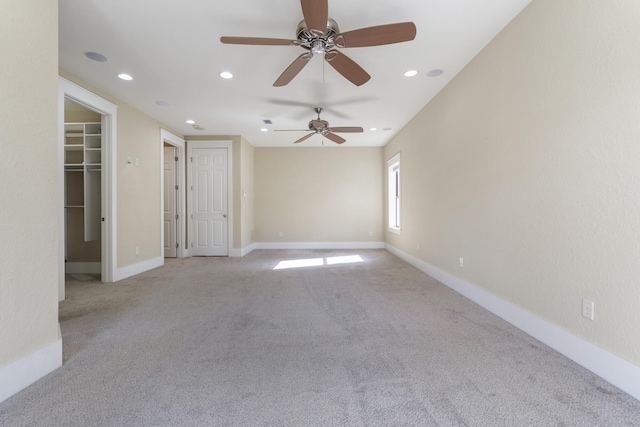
387,153,401,234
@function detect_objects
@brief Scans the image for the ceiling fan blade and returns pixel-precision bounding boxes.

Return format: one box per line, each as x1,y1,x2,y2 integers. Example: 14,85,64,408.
294,133,315,144
220,36,297,46
325,50,371,86
329,126,363,133
324,132,346,144
273,53,312,87
300,0,328,34
335,22,417,48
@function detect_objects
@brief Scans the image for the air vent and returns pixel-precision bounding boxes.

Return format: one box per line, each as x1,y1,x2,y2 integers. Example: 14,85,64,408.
262,119,273,125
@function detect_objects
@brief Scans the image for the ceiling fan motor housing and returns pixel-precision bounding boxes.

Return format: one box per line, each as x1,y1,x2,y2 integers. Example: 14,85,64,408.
296,18,340,54
308,119,329,133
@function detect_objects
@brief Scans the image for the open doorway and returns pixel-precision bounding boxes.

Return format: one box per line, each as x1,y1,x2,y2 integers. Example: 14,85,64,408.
160,130,186,258
163,144,177,257
58,77,117,300
63,99,102,273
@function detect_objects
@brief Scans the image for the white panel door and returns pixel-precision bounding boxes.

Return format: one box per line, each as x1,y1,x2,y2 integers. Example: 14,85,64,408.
191,147,228,256
163,146,177,257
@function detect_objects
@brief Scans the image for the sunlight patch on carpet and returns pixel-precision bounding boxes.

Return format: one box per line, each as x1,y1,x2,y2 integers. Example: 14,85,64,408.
273,255,363,270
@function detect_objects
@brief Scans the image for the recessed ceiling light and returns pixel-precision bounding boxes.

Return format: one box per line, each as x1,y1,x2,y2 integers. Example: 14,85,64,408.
427,69,444,77
155,100,170,107
219,71,233,79
370,128,378,131
84,51,108,62
404,70,418,77
117,73,133,81
260,128,268,132
185,119,195,124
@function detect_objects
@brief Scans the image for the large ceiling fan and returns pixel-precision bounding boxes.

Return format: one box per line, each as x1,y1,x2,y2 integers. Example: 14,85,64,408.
220,0,416,87
276,107,363,144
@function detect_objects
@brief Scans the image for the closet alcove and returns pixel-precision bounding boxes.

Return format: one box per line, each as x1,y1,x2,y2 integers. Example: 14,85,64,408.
64,99,102,276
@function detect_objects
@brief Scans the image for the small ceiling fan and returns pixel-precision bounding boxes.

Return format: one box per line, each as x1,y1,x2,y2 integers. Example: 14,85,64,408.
276,107,363,144
220,0,416,87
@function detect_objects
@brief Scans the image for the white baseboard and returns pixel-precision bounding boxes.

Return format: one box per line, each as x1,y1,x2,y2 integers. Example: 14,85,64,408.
385,244,640,402
113,256,163,282
0,334,62,403
229,244,255,257
255,241,385,250
243,243,256,256
65,262,101,274
186,245,254,258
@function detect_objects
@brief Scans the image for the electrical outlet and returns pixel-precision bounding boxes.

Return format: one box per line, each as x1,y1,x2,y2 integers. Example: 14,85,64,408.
582,299,594,320
417,243,420,250
278,232,283,238
459,257,464,267
369,232,373,237
135,247,140,255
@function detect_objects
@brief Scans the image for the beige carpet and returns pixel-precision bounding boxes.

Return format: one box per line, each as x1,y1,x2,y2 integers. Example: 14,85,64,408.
1,249,639,426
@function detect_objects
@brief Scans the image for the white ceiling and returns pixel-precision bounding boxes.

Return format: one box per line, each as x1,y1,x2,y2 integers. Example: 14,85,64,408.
59,0,532,147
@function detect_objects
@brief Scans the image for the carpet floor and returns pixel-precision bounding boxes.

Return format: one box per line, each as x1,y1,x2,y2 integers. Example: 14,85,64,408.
1,249,639,426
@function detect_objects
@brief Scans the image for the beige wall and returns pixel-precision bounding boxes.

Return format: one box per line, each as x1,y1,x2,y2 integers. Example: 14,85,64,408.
115,103,164,265
385,0,640,365
0,0,60,367
65,109,101,123
255,147,383,243
59,70,183,268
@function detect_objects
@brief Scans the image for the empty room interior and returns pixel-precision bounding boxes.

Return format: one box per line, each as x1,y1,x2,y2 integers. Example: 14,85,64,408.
2,0,640,425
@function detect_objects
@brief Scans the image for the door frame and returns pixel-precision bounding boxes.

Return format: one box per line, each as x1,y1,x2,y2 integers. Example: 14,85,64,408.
160,129,186,258
187,140,233,256
58,77,117,298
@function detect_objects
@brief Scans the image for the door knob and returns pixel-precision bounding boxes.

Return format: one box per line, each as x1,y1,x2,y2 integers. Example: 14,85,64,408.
223,214,227,218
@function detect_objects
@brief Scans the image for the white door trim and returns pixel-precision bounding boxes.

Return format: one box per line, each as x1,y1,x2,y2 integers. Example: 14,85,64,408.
187,140,233,256
160,129,186,258
58,77,117,298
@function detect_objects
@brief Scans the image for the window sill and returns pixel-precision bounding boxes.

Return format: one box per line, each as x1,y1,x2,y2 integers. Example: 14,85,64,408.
388,227,401,235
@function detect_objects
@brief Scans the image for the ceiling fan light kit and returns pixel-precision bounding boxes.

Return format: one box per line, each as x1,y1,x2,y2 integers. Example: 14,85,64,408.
220,0,416,144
